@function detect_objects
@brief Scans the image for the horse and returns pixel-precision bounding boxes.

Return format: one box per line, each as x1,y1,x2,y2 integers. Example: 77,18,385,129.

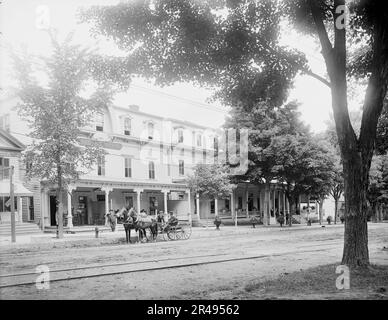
117,206,138,243
136,215,158,242
117,207,158,243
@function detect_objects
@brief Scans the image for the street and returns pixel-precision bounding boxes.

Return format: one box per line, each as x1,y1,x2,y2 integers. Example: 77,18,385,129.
1,223,387,299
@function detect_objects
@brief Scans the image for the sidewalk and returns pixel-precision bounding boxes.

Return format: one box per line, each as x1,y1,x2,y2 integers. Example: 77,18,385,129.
0,222,346,252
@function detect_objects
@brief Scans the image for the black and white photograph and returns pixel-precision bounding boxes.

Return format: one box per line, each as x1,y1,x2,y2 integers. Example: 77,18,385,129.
0,0,387,305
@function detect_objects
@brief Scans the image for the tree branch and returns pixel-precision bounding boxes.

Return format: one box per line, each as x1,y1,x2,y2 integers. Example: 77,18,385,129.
359,19,388,163
309,0,334,65
301,68,331,88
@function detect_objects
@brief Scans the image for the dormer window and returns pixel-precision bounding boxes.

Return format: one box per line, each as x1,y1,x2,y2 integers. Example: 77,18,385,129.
148,122,154,140
95,113,104,132
124,117,131,136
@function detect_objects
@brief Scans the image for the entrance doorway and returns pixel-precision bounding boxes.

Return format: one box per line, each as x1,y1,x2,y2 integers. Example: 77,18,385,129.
124,195,133,209
49,195,57,226
28,196,34,221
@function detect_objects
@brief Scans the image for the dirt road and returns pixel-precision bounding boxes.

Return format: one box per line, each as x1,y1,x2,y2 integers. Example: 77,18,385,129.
1,223,387,299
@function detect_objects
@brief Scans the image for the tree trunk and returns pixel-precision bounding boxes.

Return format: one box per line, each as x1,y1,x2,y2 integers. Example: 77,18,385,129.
57,165,64,239
334,197,338,224
319,198,324,224
341,156,369,267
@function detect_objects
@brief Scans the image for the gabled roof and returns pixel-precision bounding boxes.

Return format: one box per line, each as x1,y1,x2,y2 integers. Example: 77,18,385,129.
0,129,25,152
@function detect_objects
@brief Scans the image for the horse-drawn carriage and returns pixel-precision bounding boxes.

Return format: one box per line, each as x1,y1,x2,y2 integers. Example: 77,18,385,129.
115,207,192,243
156,220,192,241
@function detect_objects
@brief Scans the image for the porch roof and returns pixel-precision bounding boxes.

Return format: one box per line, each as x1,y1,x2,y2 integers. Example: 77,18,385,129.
71,178,189,191
0,180,33,196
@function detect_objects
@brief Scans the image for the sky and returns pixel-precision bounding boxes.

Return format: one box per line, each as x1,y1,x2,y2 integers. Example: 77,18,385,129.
0,0,355,133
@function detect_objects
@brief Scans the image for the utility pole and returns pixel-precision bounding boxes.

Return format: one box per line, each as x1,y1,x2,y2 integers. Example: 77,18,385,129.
10,165,16,243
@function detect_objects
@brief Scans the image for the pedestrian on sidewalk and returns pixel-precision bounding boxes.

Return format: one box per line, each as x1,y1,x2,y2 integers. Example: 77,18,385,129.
106,209,117,232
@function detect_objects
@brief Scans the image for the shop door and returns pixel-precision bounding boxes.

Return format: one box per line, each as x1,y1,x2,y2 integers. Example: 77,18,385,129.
49,196,57,226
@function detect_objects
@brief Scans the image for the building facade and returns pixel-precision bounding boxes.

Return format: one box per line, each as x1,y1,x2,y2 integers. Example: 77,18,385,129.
0,128,35,224
1,97,290,228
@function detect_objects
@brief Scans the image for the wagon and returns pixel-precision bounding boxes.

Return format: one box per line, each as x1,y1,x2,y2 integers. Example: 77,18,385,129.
155,220,192,241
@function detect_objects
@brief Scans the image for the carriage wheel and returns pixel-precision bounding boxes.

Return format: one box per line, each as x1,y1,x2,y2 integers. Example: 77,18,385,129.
167,227,178,241
179,225,192,240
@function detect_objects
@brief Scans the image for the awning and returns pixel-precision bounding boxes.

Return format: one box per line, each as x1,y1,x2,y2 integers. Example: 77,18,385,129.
0,181,33,197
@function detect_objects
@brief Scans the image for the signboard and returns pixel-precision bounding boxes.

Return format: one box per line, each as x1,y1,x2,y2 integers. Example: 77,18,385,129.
169,192,185,200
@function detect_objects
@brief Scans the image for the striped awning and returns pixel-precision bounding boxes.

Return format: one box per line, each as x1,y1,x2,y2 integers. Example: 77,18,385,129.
0,181,33,197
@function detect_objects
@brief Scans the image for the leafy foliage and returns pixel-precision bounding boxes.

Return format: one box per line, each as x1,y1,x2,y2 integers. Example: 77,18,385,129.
187,163,236,199
80,0,307,108
13,33,107,188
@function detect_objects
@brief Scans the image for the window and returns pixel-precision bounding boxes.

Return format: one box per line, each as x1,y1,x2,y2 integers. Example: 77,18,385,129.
0,196,17,212
178,129,184,143
196,134,202,147
124,117,131,136
124,157,132,178
167,149,171,176
0,157,10,180
97,156,105,176
0,114,10,131
95,113,104,131
238,196,243,210
148,161,155,179
225,199,230,211
248,193,254,211
148,122,154,140
179,160,184,176
210,199,215,214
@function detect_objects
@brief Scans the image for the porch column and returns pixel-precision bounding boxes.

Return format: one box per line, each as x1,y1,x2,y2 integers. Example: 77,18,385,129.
162,189,168,214
231,191,237,227
135,188,143,213
246,188,249,218
18,196,22,222
273,189,276,213
67,185,76,228
215,198,218,217
101,187,113,226
196,193,201,221
277,190,281,215
264,185,269,226
283,191,286,214
187,189,192,224
40,188,45,229
41,187,50,229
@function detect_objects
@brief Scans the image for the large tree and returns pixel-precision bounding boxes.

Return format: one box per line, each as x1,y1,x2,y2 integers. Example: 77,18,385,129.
187,163,236,217
13,33,107,238
269,134,335,226
81,0,388,266
224,100,310,224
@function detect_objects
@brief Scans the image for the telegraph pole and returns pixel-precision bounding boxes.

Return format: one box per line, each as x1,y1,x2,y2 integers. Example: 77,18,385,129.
10,165,16,243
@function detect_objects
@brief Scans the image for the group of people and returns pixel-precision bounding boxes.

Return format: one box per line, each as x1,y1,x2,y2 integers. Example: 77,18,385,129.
105,208,178,232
